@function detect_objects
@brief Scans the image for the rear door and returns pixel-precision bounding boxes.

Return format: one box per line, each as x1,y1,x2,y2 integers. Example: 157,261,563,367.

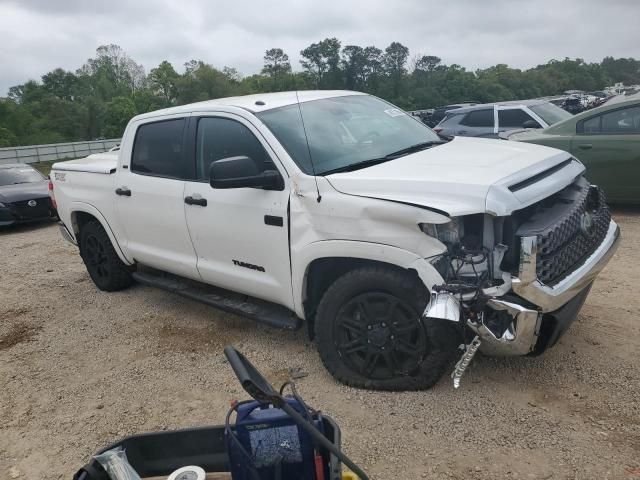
571,105,640,202
456,108,496,137
497,107,542,132
114,115,200,279
182,114,294,308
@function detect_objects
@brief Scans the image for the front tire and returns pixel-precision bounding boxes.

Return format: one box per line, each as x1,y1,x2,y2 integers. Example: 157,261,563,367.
315,266,459,390
79,220,133,291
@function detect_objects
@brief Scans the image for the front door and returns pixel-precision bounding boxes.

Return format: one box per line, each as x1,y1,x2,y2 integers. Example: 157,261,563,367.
183,114,294,308
114,116,200,280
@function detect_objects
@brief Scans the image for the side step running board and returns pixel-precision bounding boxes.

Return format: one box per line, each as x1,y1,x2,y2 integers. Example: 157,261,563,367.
132,270,302,331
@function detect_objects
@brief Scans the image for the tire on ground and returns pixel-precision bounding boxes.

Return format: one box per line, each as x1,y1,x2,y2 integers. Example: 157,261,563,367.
79,220,133,292
314,265,459,390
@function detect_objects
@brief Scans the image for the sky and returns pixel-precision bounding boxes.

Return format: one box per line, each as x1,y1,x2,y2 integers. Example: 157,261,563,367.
1,0,639,95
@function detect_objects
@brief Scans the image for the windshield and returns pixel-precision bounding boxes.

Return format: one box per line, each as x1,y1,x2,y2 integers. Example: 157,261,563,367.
0,167,44,186
530,102,572,126
257,95,441,175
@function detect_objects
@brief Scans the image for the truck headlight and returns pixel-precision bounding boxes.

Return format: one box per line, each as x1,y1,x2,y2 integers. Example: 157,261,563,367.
419,218,463,246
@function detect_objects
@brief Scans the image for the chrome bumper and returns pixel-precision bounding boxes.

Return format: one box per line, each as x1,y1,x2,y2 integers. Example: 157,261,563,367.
512,220,620,313
469,299,541,356
59,222,77,246
462,220,619,356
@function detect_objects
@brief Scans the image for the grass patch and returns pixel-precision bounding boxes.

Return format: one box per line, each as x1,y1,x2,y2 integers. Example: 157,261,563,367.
32,160,63,176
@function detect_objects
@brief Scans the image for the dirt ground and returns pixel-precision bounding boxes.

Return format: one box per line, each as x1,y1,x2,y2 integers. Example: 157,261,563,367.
1,211,639,480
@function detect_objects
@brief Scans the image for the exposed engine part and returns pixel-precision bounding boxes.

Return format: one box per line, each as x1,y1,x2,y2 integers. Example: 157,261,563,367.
480,272,512,298
451,335,481,388
491,244,508,280
423,291,461,322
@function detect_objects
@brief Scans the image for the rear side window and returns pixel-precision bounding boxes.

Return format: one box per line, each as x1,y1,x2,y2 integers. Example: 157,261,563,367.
498,109,538,128
460,109,494,127
581,115,601,134
439,113,462,126
196,117,274,180
132,119,186,178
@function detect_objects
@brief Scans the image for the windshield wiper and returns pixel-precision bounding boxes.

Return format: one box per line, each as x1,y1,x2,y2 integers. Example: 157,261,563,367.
321,141,445,175
382,140,446,160
321,157,395,175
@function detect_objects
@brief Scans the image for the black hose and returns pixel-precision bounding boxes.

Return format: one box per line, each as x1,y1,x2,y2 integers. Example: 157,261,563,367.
280,402,370,480
225,401,261,480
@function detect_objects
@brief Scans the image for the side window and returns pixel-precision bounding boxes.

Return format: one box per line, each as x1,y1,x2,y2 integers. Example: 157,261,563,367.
196,117,274,181
498,109,539,128
601,106,640,133
131,119,186,178
581,115,601,134
460,109,494,127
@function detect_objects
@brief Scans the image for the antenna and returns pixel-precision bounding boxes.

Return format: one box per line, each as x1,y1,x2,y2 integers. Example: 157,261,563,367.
295,90,322,203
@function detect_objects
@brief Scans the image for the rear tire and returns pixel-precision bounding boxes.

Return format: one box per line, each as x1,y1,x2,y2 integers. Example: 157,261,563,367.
79,220,133,291
315,265,459,391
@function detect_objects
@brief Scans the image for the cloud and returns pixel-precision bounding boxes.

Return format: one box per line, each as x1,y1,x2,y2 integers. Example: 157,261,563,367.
1,0,638,94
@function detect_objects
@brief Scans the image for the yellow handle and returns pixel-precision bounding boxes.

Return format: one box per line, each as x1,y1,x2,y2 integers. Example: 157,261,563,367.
342,473,358,480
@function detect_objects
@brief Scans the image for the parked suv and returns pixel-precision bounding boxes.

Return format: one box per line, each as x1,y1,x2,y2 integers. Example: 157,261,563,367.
435,100,572,138
427,103,476,127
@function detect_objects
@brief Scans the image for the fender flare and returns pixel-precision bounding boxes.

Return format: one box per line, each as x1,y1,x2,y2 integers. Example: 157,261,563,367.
291,239,445,319
68,202,133,265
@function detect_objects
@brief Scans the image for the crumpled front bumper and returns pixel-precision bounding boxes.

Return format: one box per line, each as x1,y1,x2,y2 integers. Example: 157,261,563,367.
477,220,620,355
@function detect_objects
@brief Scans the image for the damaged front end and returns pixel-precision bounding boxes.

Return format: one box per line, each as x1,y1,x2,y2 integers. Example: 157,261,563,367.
420,179,620,388
423,241,542,388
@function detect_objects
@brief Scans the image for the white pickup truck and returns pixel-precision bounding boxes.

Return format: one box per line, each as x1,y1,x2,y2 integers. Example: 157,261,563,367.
50,91,619,390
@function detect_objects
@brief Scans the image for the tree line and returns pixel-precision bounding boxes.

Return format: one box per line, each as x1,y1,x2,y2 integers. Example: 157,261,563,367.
1,41,639,147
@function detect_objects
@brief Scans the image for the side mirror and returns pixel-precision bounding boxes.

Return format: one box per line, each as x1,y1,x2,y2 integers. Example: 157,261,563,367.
522,119,541,129
209,156,283,190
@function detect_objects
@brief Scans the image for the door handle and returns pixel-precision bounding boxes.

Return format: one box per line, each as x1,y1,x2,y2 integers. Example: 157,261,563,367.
115,187,131,196
184,196,207,207
458,130,469,135
578,144,593,150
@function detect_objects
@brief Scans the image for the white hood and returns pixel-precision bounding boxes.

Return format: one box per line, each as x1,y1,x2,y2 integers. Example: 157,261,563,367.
325,136,585,216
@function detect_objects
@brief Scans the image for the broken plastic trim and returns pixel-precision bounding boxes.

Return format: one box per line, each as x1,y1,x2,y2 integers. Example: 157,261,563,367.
423,290,460,323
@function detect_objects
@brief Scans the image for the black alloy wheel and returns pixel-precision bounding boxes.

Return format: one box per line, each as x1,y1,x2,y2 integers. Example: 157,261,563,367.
335,292,427,380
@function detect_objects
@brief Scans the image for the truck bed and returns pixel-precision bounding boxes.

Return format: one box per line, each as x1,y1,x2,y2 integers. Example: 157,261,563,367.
52,152,118,174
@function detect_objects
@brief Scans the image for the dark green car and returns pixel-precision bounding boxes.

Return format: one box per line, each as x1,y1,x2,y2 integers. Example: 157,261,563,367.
508,93,640,204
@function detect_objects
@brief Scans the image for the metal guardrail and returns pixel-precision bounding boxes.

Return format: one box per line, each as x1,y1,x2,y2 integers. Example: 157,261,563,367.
0,138,121,165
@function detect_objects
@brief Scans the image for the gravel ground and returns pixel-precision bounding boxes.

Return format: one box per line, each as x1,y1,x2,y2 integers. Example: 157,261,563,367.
1,211,639,480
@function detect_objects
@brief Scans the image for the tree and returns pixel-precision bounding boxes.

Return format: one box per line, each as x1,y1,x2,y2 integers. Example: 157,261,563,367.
41,68,78,101
342,45,367,90
103,96,136,138
0,127,18,147
261,48,292,91
300,38,341,88
148,61,179,105
262,48,291,77
223,66,243,83
175,60,238,104
383,42,409,97
413,55,441,73
78,44,146,99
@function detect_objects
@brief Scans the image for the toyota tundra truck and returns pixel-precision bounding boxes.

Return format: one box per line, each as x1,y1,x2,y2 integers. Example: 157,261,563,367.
50,91,620,390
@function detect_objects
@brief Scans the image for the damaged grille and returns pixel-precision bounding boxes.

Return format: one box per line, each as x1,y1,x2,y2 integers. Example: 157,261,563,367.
515,177,610,286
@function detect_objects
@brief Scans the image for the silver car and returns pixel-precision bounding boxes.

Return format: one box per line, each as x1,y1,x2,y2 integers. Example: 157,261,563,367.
434,99,572,138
